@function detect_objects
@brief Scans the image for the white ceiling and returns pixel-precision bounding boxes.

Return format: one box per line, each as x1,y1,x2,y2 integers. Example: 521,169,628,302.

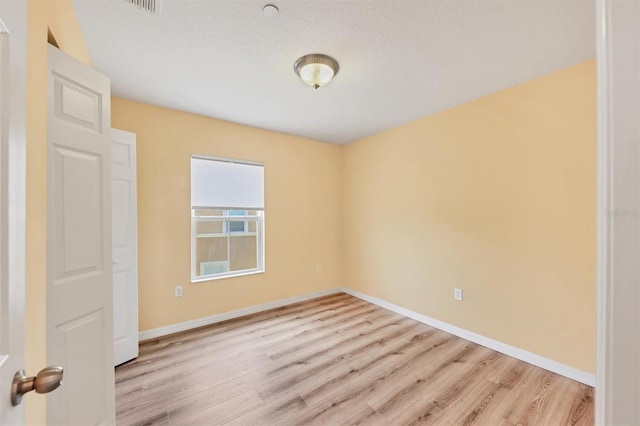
73,0,595,145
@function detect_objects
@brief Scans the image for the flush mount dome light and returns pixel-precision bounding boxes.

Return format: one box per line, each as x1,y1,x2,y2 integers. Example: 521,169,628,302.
294,54,339,89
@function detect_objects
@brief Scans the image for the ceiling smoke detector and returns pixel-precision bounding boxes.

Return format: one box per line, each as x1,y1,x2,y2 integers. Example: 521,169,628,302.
124,0,162,15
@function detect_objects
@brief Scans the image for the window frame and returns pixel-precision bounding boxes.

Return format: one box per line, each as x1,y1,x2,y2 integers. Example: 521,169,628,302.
190,155,265,283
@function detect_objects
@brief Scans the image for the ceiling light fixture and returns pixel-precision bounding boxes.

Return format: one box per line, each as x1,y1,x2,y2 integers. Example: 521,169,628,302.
293,54,339,90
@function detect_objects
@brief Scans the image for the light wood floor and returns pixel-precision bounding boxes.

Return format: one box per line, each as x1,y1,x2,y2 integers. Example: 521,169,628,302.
115,293,594,426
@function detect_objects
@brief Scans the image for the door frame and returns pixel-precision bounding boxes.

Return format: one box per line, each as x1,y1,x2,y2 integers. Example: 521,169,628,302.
0,1,27,423
595,0,640,424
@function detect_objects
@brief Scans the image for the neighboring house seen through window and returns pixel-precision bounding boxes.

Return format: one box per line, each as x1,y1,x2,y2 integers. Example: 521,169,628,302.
226,210,249,233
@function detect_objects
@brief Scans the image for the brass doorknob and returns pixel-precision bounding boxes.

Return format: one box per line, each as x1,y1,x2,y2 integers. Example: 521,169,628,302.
11,366,63,406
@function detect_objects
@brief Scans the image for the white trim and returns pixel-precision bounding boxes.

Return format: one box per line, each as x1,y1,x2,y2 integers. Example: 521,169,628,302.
196,214,261,220
196,232,257,238
595,0,613,422
342,288,595,387
139,285,595,387
138,287,344,341
595,0,640,423
0,3,27,423
0,11,10,361
191,268,263,284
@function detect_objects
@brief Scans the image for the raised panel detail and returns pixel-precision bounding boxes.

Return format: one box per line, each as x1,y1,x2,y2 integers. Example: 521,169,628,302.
111,142,131,168
54,74,102,133
112,179,130,249
53,146,104,280
55,310,106,425
113,270,130,342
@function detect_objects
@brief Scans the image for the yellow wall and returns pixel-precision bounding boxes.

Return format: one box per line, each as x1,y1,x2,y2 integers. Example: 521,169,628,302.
343,60,596,373
111,98,343,331
26,0,91,424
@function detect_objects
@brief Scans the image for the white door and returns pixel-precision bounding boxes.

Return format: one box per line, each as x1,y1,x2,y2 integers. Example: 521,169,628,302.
0,3,26,424
47,45,115,425
111,128,139,366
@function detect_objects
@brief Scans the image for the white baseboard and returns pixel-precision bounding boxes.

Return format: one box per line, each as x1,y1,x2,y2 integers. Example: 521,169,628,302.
341,287,595,387
138,287,344,341
138,285,595,387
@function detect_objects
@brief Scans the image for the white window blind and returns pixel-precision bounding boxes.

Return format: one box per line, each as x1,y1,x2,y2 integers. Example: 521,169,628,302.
191,157,264,209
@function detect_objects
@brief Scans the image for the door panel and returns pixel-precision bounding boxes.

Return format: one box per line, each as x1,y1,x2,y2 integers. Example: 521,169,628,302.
54,309,106,424
53,74,102,132
47,45,115,425
111,128,139,366
113,270,130,341
53,147,103,277
112,180,130,248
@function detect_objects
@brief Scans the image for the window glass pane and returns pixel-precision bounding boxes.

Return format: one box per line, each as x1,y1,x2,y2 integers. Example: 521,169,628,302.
227,210,246,233
228,221,245,233
195,219,223,235
194,226,229,278
229,231,258,272
193,214,261,279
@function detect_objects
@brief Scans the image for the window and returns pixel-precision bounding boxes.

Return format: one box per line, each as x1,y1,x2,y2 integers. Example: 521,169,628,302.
191,156,264,281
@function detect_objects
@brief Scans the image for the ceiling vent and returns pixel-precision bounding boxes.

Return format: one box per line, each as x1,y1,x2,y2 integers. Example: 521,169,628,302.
123,0,161,15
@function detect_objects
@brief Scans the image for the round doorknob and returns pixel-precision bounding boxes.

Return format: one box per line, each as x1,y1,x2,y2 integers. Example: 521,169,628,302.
11,366,63,406
113,258,120,265
33,366,64,394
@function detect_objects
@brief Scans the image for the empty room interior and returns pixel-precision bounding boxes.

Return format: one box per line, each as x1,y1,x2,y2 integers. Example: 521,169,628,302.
20,0,600,424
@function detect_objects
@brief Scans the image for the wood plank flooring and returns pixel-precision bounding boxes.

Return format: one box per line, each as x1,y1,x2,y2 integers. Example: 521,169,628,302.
115,293,594,426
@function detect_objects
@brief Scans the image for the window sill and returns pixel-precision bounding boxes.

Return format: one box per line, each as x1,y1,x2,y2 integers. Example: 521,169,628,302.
191,269,264,284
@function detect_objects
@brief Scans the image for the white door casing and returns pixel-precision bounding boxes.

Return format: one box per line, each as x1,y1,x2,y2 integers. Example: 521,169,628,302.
47,45,115,425
0,3,27,425
596,0,640,424
111,128,139,366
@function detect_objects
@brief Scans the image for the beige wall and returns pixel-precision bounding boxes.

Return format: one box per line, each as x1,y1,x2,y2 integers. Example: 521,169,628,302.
343,60,596,373
26,0,92,424
111,98,343,331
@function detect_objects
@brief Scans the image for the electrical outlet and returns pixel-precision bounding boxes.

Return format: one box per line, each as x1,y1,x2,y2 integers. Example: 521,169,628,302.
454,288,463,301
175,286,183,298
316,264,322,273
